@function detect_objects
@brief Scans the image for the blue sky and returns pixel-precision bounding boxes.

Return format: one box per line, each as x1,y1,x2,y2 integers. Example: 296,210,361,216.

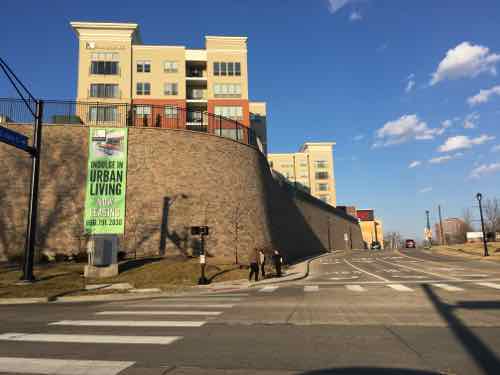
1,0,500,239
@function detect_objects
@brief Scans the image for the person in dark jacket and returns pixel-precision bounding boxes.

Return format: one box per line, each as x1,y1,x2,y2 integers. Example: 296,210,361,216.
259,249,266,278
248,248,260,282
273,250,283,277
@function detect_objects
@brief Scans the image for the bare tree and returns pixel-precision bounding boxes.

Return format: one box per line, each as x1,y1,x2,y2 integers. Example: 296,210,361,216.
384,232,402,249
483,198,500,236
462,207,475,232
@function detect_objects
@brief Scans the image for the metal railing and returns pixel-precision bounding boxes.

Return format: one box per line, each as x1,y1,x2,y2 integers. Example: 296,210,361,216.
0,98,258,148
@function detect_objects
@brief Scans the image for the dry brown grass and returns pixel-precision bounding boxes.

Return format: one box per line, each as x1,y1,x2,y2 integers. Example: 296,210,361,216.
432,242,500,259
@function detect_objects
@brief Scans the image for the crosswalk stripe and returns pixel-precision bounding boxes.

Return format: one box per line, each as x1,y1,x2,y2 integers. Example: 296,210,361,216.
477,282,500,290
0,357,134,375
201,293,248,297
433,283,464,292
96,311,222,316
121,303,235,308
304,285,319,292
151,298,241,302
0,333,180,345
259,286,279,293
387,284,414,292
345,285,366,292
49,320,206,327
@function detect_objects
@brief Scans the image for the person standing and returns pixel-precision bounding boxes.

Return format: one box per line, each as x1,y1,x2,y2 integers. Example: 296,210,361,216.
248,248,260,282
273,249,283,277
259,249,266,278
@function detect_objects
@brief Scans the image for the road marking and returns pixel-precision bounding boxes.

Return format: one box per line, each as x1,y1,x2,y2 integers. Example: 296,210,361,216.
259,286,279,293
49,320,206,327
477,282,500,290
0,333,181,345
329,276,360,280
345,285,366,292
455,274,489,278
387,284,414,292
433,283,465,292
343,259,390,282
96,311,222,316
0,357,134,375
304,285,319,292
152,298,242,302
377,258,459,281
119,304,235,308
201,293,248,297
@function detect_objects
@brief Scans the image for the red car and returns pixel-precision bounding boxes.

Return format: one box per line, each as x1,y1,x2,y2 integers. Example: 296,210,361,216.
405,239,416,248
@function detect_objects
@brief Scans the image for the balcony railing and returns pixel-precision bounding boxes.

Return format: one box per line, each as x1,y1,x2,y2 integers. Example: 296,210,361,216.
0,98,258,149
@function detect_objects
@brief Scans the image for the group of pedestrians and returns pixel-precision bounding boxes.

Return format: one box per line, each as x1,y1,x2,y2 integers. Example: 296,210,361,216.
248,248,283,282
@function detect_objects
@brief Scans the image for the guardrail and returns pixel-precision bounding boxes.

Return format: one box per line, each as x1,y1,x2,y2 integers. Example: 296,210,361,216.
0,98,258,148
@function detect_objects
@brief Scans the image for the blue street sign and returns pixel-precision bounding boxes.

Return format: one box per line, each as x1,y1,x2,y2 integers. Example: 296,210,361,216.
0,125,30,152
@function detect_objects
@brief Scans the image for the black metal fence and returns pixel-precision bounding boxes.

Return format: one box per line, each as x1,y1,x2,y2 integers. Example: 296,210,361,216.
0,98,258,149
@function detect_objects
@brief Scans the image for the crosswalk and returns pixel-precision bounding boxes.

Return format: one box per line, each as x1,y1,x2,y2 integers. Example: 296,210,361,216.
0,292,248,375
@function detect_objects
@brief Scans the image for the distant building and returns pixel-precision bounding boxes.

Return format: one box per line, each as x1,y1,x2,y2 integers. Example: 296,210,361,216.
357,209,384,249
267,142,336,206
434,218,468,244
249,102,267,155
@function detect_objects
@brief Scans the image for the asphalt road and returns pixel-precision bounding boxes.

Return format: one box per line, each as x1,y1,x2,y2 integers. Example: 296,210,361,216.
1,248,500,375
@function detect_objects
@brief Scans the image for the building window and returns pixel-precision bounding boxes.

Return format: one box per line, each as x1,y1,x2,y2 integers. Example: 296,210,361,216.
89,84,119,98
214,128,244,141
88,106,117,122
214,106,243,120
164,106,178,118
164,82,178,96
317,183,329,191
164,61,178,73
213,61,242,76
136,82,151,95
315,171,329,180
135,105,151,116
214,83,242,98
315,160,328,169
90,61,119,75
137,60,151,73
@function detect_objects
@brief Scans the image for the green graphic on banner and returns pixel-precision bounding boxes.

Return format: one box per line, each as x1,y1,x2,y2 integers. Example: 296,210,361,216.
84,127,128,234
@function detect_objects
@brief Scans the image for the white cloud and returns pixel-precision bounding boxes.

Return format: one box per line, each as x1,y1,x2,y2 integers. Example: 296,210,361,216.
430,42,500,85
373,114,446,147
419,187,433,193
442,119,453,129
377,43,388,52
428,153,462,164
405,80,415,93
491,144,500,152
467,85,500,106
469,162,500,179
349,11,362,21
464,112,480,129
408,161,421,168
327,0,353,14
438,134,496,152
353,134,365,141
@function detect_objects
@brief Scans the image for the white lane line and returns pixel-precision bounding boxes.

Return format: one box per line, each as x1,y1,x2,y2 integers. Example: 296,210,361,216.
119,304,235,308
343,259,390,282
304,285,319,292
329,276,360,280
96,311,222,316
345,285,366,292
49,320,206,327
201,293,248,297
433,283,465,292
477,282,500,290
152,298,242,302
387,284,414,292
0,357,134,375
259,286,279,293
0,333,180,345
377,258,459,281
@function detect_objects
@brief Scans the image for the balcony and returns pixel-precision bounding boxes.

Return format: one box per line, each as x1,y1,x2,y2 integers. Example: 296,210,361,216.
186,89,207,102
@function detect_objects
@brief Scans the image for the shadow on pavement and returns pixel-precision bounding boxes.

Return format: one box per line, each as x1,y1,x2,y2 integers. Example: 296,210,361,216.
299,368,441,374
421,284,500,374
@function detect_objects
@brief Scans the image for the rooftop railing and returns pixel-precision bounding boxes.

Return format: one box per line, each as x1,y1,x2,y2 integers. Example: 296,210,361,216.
0,98,258,149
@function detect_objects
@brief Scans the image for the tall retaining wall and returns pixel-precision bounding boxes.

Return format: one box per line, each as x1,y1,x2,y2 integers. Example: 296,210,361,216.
0,123,364,264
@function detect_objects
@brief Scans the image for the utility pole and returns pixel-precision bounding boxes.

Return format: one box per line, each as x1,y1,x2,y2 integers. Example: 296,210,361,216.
476,193,489,257
425,210,432,249
438,205,446,246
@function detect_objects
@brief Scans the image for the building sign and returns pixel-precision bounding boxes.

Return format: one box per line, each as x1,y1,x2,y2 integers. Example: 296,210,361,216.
84,128,128,234
357,209,374,222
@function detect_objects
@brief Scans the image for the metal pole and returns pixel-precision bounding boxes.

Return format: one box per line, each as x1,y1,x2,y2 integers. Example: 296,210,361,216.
438,205,446,246
425,210,432,249
477,193,489,257
21,100,43,282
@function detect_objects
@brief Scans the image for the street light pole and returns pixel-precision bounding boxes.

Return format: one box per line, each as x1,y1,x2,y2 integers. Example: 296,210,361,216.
425,210,431,249
476,193,489,257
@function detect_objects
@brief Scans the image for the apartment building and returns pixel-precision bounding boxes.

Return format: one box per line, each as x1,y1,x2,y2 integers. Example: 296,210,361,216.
70,21,266,147
268,143,336,206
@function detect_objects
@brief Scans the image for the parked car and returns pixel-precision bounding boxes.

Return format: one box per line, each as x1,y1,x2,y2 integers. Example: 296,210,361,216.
404,239,416,248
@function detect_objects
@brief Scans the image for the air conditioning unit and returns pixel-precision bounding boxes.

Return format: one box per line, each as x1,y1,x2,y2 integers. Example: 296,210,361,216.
89,235,119,266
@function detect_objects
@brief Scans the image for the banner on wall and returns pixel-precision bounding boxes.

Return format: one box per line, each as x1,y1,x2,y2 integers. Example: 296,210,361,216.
84,127,128,234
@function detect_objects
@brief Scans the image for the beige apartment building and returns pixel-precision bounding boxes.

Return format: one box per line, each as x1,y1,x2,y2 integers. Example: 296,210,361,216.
70,21,266,149
268,143,336,206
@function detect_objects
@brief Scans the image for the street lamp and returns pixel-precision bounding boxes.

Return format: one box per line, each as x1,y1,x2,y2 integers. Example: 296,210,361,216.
476,193,489,257
425,210,432,249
